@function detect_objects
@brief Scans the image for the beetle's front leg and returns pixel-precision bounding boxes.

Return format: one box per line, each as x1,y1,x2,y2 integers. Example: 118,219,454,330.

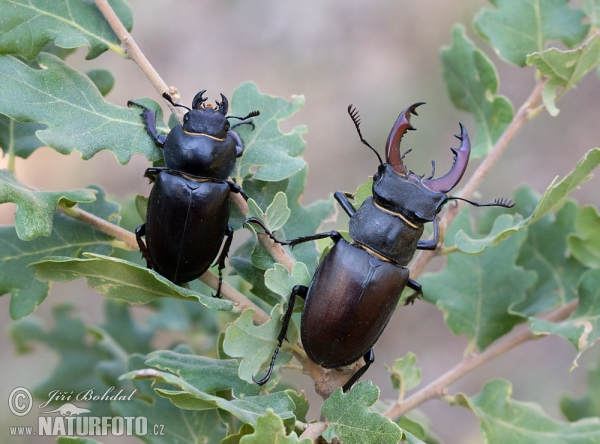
212,226,234,299
334,191,357,217
253,285,308,386
226,181,249,201
405,278,423,305
244,217,342,247
128,101,168,148
143,167,167,183
416,217,439,250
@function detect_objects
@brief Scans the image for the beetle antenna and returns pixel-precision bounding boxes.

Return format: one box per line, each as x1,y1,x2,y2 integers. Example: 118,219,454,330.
162,92,191,111
447,196,515,208
425,160,436,180
227,110,260,121
348,105,384,165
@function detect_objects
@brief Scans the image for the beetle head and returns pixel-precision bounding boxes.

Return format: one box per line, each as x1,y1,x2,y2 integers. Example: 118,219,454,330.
182,91,230,139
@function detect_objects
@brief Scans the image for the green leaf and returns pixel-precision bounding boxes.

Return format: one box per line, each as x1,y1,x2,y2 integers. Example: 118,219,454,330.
456,379,600,442
527,34,600,115
0,54,162,164
421,209,536,351
561,363,600,421
474,0,589,67
388,352,421,396
9,304,117,416
530,269,600,365
264,262,311,299
0,0,133,60
0,116,46,159
222,424,255,444
0,169,96,240
239,409,311,444
144,350,261,397
223,306,298,385
441,25,514,157
568,206,600,268
121,367,297,426
232,82,306,182
353,177,373,208
455,149,600,252
265,192,291,232
584,0,600,27
85,69,115,96
513,199,587,316
0,185,117,319
321,381,403,444
113,355,227,444
31,253,233,312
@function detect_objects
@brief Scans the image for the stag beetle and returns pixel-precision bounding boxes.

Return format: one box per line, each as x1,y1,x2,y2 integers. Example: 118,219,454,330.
247,102,514,391
128,91,259,296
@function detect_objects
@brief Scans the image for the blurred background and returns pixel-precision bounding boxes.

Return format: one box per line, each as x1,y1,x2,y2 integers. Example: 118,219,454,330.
1,0,599,442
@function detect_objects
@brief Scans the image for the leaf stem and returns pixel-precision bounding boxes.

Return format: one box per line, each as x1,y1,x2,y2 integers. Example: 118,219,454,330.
383,298,578,420
7,119,16,173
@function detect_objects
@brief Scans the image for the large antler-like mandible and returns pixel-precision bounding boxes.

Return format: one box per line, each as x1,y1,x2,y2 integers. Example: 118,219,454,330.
422,123,471,193
216,93,229,115
385,102,425,175
192,90,208,109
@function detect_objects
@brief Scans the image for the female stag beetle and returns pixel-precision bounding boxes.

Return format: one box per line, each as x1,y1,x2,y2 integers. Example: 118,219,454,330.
128,91,259,296
247,102,514,391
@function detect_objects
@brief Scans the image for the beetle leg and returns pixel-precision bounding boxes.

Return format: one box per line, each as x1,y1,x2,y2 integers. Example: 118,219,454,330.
226,181,249,201
212,226,234,299
127,100,167,148
253,285,308,386
143,167,166,183
405,279,423,305
334,191,357,217
342,349,375,392
135,224,155,269
416,217,439,250
245,217,342,247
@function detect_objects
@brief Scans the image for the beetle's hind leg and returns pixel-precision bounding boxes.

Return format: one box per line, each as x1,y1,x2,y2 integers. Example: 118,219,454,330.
212,226,234,299
244,217,342,247
127,100,167,148
135,224,155,270
342,349,375,392
253,285,308,386
405,278,423,305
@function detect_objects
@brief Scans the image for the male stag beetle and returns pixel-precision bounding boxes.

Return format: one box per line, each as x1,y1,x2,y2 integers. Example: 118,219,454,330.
128,91,259,296
247,102,514,391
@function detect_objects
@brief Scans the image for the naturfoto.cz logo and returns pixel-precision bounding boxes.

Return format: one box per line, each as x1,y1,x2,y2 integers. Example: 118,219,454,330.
8,387,164,439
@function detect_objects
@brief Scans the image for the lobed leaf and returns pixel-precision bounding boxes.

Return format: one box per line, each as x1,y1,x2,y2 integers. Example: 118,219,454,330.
0,0,133,60
561,363,600,421
31,253,233,312
530,269,600,366
568,205,600,269
0,185,116,319
0,116,46,159
457,379,600,442
114,355,227,444
144,350,261,398
527,33,600,115
388,352,422,396
441,25,514,157
421,209,536,351
320,381,403,444
121,367,297,426
474,0,589,67
0,54,162,164
238,409,311,444
223,306,298,385
264,262,311,299
231,82,306,182
0,169,96,240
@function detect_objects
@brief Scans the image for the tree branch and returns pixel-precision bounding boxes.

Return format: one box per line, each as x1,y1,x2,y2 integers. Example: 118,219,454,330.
384,298,579,420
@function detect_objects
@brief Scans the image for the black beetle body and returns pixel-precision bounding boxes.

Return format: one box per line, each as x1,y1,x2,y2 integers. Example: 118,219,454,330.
247,102,514,391
129,91,259,294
